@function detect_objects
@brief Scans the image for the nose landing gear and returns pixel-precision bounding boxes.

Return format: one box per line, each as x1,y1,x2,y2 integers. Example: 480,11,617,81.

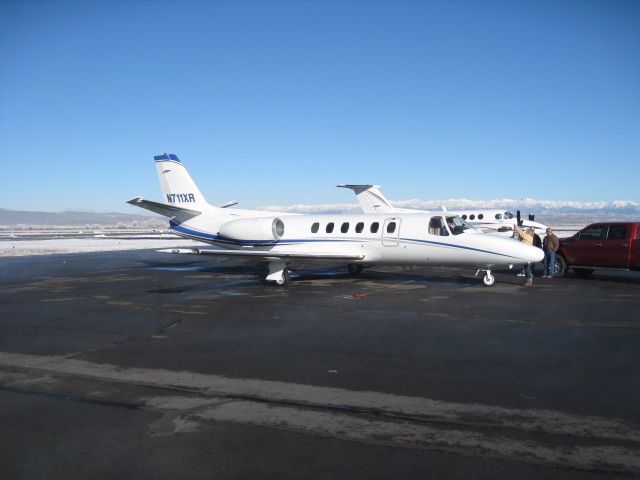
348,263,363,275
475,268,495,287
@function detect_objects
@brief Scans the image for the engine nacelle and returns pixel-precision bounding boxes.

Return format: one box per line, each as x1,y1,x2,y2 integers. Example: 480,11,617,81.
218,217,285,243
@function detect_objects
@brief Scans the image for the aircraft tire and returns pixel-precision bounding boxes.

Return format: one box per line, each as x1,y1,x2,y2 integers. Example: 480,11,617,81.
348,264,363,275
482,273,495,287
276,269,290,287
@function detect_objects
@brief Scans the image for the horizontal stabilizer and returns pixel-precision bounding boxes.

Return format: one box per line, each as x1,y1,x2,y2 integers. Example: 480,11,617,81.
127,197,201,219
158,248,365,261
336,184,381,193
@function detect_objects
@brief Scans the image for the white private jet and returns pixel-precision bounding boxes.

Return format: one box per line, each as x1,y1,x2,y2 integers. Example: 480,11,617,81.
128,154,543,287
338,185,548,236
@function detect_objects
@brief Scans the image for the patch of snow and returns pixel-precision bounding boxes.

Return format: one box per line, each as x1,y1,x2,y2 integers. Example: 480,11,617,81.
0,238,200,257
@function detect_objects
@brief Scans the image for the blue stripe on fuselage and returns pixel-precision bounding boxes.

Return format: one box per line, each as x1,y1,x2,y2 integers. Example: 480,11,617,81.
170,224,354,246
400,237,520,259
169,223,523,259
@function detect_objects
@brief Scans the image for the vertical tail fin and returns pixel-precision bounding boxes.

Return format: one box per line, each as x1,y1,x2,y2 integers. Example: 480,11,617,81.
337,184,396,214
154,154,210,210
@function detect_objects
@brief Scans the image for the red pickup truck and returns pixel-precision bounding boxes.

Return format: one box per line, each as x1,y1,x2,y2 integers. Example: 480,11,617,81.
556,222,640,277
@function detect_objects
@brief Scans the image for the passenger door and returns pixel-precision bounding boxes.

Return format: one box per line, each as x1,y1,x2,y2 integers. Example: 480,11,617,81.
570,224,606,266
382,218,401,247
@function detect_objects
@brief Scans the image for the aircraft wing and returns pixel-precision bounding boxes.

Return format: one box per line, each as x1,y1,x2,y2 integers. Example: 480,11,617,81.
127,197,201,219
158,248,365,261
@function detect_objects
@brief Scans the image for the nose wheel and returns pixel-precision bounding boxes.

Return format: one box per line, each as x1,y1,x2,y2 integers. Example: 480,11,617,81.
482,272,495,287
476,269,495,287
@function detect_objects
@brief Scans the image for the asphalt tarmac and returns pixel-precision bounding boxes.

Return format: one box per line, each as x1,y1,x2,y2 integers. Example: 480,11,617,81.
1,250,639,479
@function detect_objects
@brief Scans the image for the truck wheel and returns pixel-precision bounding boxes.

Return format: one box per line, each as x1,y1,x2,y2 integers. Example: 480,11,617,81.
574,268,594,278
555,256,568,277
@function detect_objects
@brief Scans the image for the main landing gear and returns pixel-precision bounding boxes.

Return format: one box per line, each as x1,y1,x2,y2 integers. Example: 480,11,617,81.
267,262,291,287
475,268,495,287
348,264,363,275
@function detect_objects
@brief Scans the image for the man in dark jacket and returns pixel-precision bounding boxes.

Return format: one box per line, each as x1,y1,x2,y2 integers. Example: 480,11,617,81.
543,228,560,278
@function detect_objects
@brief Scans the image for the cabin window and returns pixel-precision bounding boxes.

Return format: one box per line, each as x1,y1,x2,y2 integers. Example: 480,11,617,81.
386,222,396,234
326,222,335,233
478,214,484,220
495,213,502,220
370,222,379,233
355,222,364,233
462,215,467,220
311,222,319,233
608,225,627,240
469,214,476,220
341,222,349,233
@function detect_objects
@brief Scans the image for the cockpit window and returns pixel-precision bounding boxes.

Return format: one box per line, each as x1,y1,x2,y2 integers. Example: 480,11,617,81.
504,212,514,219
428,216,448,236
445,216,473,235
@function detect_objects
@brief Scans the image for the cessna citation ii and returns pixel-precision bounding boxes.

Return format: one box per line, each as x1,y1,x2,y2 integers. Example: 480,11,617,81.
128,154,543,287
339,185,548,235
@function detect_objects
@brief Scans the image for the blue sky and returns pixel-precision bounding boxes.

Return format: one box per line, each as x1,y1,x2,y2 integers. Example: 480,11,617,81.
1,0,638,213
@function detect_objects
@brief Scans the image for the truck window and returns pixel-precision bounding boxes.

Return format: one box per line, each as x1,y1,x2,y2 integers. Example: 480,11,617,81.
607,225,627,240
579,226,605,240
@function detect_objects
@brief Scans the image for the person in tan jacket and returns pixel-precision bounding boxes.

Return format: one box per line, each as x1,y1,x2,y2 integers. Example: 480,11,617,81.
514,225,536,286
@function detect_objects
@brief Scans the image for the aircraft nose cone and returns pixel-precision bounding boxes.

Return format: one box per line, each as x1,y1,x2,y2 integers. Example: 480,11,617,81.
511,241,544,263
529,245,544,263
522,245,544,263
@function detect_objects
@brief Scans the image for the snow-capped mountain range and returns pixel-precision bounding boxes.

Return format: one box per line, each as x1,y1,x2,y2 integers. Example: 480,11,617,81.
259,198,640,215
1,198,638,229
